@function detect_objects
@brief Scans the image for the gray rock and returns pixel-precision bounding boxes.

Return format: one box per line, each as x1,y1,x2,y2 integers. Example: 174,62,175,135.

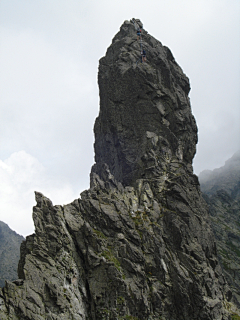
200,150,240,309
93,19,197,187
0,19,237,319
0,221,25,288
199,150,240,196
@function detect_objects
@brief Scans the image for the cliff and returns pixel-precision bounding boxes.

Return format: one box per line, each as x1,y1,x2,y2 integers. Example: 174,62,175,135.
0,19,236,320
0,221,24,288
199,150,240,308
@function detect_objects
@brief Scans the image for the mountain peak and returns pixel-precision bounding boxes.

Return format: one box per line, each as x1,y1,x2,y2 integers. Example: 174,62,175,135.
0,20,237,320
92,19,197,187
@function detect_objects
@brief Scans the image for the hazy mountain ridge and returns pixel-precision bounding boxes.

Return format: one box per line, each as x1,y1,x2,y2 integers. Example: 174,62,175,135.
0,221,25,288
199,150,240,308
199,150,240,195
0,19,238,319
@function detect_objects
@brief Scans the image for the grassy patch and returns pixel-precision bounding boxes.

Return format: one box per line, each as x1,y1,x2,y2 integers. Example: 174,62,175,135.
93,229,107,239
119,316,139,320
117,296,125,305
101,250,121,271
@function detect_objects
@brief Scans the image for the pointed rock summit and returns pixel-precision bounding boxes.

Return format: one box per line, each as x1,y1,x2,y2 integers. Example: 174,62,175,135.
0,19,237,320
92,19,197,187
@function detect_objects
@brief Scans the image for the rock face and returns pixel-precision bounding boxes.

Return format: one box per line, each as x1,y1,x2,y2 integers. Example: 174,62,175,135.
0,19,236,319
0,221,24,288
93,19,197,187
199,150,240,308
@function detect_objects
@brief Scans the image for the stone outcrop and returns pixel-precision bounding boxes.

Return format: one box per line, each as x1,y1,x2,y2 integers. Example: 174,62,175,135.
199,150,240,309
93,19,197,187
0,221,24,288
0,19,237,319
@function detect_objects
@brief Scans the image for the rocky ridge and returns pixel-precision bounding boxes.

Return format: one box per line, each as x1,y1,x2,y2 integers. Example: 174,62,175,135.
199,150,240,308
0,19,237,319
0,221,24,288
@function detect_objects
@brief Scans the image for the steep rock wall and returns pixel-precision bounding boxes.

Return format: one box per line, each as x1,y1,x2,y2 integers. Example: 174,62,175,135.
93,19,197,187
0,19,235,320
0,221,25,288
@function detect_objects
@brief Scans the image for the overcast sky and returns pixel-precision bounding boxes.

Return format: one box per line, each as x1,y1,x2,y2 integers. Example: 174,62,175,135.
0,0,239,236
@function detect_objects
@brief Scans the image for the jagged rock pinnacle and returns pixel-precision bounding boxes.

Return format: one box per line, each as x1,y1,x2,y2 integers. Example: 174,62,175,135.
0,19,236,320
92,19,197,187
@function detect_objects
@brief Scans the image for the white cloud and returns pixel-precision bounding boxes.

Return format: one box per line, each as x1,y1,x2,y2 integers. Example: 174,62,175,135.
0,27,94,108
0,25,97,190
0,151,79,237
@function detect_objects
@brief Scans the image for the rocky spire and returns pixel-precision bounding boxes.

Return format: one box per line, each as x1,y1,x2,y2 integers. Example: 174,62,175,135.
0,19,237,320
92,19,197,187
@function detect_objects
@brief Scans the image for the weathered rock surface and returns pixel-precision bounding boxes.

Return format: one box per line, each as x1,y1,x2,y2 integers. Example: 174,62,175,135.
0,221,24,288
199,150,240,309
93,19,197,187
0,19,237,319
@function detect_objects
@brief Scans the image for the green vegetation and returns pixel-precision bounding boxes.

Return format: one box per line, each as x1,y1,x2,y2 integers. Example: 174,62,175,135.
119,316,139,320
100,308,111,319
93,229,107,239
117,296,125,305
102,246,126,280
101,249,121,271
131,213,142,227
130,210,150,237
136,229,143,239
231,313,240,320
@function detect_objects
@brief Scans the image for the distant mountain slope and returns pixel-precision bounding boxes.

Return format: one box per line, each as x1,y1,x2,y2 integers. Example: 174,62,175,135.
199,150,240,196
0,221,25,287
199,150,240,307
